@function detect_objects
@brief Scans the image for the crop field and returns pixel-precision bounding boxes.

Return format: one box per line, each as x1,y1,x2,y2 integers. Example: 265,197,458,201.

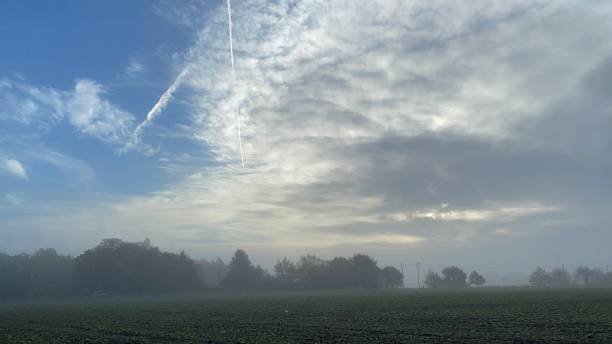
1,288,611,343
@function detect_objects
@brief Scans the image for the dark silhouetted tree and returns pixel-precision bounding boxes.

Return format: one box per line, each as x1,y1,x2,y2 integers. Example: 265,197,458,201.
379,266,403,288
28,248,74,297
468,270,485,286
274,257,298,287
441,266,467,288
0,249,74,300
0,253,30,299
296,254,327,287
220,249,263,290
327,257,354,288
74,239,202,295
350,254,379,288
271,255,394,289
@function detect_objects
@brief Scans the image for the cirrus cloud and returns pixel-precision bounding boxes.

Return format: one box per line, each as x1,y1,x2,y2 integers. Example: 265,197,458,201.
3,0,612,270
0,78,135,146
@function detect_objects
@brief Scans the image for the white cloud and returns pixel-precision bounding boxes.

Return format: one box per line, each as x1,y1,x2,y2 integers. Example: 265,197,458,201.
153,0,212,29
117,0,610,254
0,79,64,128
4,0,612,266
388,204,562,222
65,79,135,144
3,158,28,180
0,78,135,146
124,57,145,78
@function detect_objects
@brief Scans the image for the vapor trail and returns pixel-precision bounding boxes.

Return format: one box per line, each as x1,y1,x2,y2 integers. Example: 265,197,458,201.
144,68,188,123
131,67,188,145
227,0,245,167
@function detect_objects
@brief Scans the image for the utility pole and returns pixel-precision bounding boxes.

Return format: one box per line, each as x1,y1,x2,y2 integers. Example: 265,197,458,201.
400,264,405,288
416,262,422,289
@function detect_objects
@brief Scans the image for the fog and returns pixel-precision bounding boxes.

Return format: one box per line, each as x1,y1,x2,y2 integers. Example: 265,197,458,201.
2,238,611,302
1,1,611,300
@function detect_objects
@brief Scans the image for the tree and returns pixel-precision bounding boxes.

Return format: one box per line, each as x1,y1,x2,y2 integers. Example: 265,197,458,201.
99,238,124,250
529,267,551,287
589,268,606,286
0,253,30,299
468,270,486,287
379,266,403,288
220,249,263,290
178,250,200,290
296,254,327,287
350,254,379,288
28,248,74,297
573,267,605,286
74,239,202,295
573,266,590,286
549,268,570,287
197,258,228,287
424,270,443,288
327,257,353,288
274,257,298,287
441,266,467,288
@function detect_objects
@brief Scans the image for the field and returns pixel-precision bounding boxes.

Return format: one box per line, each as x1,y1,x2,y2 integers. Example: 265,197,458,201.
1,288,612,343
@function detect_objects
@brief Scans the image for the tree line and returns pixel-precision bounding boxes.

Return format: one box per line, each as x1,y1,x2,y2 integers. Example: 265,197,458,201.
0,238,403,300
423,265,612,289
221,250,404,290
529,266,612,288
424,267,486,288
0,239,202,299
3,239,611,300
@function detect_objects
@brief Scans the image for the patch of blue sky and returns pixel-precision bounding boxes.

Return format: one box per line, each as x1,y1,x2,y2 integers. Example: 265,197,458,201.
0,1,191,86
0,0,222,201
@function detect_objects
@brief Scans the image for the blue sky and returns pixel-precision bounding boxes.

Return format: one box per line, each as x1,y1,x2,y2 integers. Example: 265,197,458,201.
0,0,197,196
1,0,612,285
0,1,188,86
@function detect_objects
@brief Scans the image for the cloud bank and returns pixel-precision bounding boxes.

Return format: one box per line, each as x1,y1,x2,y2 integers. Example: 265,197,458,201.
130,0,611,250
3,0,612,270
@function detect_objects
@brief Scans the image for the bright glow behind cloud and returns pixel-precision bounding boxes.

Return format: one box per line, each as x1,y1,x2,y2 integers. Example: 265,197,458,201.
2,0,612,267
89,0,612,255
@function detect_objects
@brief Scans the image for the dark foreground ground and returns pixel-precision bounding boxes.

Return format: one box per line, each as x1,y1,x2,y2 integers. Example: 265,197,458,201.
1,288,611,343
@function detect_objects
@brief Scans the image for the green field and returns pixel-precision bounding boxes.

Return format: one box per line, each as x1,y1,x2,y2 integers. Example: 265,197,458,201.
1,288,611,343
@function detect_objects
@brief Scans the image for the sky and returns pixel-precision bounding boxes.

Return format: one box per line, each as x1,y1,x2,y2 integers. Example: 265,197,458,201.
1,0,611,285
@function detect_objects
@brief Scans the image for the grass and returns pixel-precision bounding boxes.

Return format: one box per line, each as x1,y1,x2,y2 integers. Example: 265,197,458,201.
1,288,611,343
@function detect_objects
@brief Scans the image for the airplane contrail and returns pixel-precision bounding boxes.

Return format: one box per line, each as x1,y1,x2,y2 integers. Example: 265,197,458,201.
129,0,245,166
132,67,189,141
227,0,245,167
